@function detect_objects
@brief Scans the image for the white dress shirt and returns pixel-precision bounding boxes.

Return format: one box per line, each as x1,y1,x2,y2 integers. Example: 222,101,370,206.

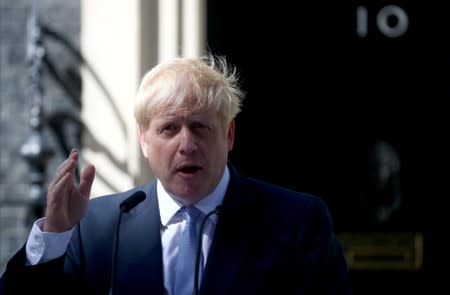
158,167,228,294
25,166,229,294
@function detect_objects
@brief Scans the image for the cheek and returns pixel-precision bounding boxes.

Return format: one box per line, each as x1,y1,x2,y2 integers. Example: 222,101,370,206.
147,140,176,163
141,134,157,159
214,136,232,156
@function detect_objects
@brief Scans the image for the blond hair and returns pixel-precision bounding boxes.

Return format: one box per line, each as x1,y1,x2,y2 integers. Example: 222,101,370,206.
134,54,245,129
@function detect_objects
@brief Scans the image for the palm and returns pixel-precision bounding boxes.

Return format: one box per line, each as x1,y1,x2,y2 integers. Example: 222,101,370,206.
64,181,90,226
44,150,95,232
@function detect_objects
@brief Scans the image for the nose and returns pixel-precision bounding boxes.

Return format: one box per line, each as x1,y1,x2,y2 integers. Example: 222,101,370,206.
178,127,197,154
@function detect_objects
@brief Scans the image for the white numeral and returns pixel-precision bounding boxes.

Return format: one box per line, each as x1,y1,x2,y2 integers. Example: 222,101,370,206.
357,5,409,38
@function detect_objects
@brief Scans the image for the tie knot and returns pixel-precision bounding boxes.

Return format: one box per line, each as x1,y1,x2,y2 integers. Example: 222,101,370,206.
183,205,202,225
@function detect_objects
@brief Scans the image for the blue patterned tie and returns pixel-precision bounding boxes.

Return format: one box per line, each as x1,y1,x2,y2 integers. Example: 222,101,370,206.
174,206,202,295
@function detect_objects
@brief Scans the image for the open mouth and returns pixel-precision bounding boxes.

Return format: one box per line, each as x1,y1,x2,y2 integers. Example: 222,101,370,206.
178,166,201,174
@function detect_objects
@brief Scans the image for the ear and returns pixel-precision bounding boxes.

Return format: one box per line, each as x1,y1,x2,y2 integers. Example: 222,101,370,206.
138,127,149,158
227,120,235,152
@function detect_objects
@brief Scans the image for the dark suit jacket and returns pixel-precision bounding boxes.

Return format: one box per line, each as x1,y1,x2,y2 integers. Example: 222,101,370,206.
0,167,352,294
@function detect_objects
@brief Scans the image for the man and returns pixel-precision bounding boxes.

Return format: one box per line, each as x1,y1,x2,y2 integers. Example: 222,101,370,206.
0,54,352,294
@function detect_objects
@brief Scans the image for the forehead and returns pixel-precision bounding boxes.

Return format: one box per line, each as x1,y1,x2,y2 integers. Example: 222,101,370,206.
152,107,217,122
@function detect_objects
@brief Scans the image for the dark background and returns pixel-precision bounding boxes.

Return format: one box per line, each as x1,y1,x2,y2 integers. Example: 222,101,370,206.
207,0,450,293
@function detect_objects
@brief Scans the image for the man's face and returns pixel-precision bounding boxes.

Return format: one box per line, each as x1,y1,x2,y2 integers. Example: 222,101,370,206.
139,107,234,204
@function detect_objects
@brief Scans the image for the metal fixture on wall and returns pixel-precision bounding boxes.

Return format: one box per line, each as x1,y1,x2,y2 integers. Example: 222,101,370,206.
17,0,111,225
20,0,54,224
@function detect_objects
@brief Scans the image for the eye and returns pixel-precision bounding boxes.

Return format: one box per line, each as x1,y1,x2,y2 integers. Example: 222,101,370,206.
191,121,206,129
190,121,211,136
163,124,175,131
160,123,179,134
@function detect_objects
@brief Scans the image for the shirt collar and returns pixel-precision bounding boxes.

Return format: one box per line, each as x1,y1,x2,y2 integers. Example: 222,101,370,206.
158,166,230,226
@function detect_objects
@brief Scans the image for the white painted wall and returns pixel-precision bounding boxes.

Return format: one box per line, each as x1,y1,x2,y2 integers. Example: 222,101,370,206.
80,0,206,197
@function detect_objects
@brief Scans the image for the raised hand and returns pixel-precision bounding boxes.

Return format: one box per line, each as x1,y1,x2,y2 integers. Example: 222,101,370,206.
43,148,96,232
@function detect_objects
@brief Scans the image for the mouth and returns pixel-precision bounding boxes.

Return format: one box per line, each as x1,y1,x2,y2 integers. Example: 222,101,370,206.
176,164,202,175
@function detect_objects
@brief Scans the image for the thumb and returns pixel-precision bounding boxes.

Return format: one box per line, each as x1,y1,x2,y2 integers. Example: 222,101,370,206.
79,164,96,197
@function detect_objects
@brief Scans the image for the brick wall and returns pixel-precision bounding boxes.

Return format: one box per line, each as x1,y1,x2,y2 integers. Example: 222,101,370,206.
0,0,80,274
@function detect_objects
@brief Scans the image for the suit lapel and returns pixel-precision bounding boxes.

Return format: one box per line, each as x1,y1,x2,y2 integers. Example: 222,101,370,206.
110,168,258,294
115,183,165,294
201,170,258,294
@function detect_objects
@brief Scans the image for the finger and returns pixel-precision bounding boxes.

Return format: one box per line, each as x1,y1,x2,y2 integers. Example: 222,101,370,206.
47,172,73,209
51,149,78,187
55,149,78,174
78,164,96,197
49,158,77,192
